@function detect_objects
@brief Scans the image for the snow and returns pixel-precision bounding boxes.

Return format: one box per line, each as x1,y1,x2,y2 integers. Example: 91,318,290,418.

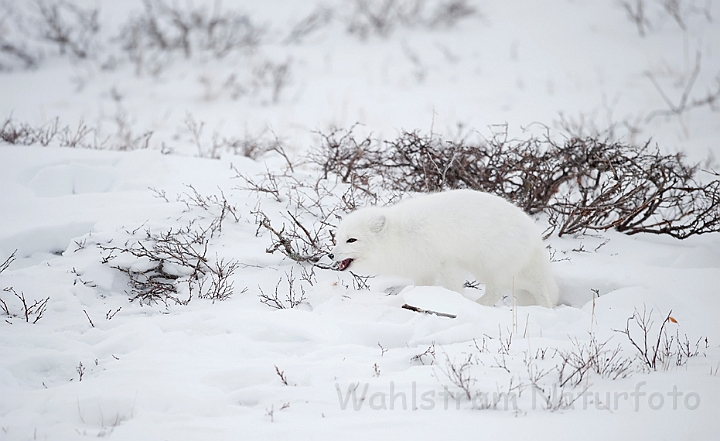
1,0,719,439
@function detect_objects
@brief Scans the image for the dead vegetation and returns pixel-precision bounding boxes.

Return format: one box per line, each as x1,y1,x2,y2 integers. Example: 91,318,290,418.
0,115,153,151
346,0,477,39
644,51,720,128
34,0,100,60
8,115,714,241
436,310,707,412
100,188,243,306
236,157,388,264
556,335,633,386
308,127,720,239
437,331,602,412
0,251,50,324
0,286,50,324
0,0,100,70
258,269,307,310
0,250,15,275
120,0,263,74
614,306,706,371
618,0,713,37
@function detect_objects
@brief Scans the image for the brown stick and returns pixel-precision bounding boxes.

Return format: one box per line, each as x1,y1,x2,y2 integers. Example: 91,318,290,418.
402,303,457,319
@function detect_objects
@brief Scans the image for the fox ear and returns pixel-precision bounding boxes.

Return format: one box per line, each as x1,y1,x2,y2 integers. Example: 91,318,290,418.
369,215,387,234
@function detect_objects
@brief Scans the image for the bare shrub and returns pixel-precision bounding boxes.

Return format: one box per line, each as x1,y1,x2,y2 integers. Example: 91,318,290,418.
248,189,338,263
34,0,100,60
308,128,720,239
547,140,720,239
440,349,526,411
0,250,51,324
618,0,713,36
252,210,304,261
0,0,99,70
101,223,242,306
472,378,523,411
347,0,404,38
662,0,687,30
183,115,295,159
179,184,239,236
645,52,720,126
1,117,60,146
0,250,16,274
347,0,476,39
23,112,146,150
436,331,638,412
100,224,209,306
274,365,290,386
258,269,307,309
557,335,633,387
120,0,263,74
0,114,156,150
283,6,334,44
308,126,379,183
614,306,706,371
106,307,121,320
427,0,478,28
521,344,594,412
203,258,243,302
76,361,85,381
1,251,49,324
1,287,50,324
411,342,436,365
108,108,154,151
0,2,41,70
238,161,384,264
308,127,567,213
0,37,39,70
618,0,650,37
251,58,292,104
440,353,476,400
348,271,373,290
100,188,242,306
224,130,285,160
527,373,587,412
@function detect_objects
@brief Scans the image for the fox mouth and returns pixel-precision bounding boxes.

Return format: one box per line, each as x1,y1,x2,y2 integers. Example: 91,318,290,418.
337,258,354,271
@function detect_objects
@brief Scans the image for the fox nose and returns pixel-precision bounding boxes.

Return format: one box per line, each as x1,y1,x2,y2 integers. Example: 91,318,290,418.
328,253,334,260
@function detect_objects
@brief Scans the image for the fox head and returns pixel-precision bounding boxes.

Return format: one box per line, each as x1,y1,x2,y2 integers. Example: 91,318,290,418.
329,207,387,273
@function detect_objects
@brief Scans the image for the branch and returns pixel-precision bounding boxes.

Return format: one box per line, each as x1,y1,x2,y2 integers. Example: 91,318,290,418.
402,303,457,319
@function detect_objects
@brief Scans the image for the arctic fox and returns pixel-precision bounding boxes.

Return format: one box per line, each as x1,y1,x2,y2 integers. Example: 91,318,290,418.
329,189,558,307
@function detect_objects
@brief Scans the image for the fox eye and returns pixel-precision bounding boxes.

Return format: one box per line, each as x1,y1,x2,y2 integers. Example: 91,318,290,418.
346,238,357,243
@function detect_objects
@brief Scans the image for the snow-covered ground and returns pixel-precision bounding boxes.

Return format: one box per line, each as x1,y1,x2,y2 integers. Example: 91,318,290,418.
1,0,719,439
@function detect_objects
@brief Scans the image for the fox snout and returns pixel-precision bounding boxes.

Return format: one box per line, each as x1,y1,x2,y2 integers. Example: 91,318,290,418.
328,248,354,271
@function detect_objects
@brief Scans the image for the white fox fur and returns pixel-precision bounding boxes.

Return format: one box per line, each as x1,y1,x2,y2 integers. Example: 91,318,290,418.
330,189,559,307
